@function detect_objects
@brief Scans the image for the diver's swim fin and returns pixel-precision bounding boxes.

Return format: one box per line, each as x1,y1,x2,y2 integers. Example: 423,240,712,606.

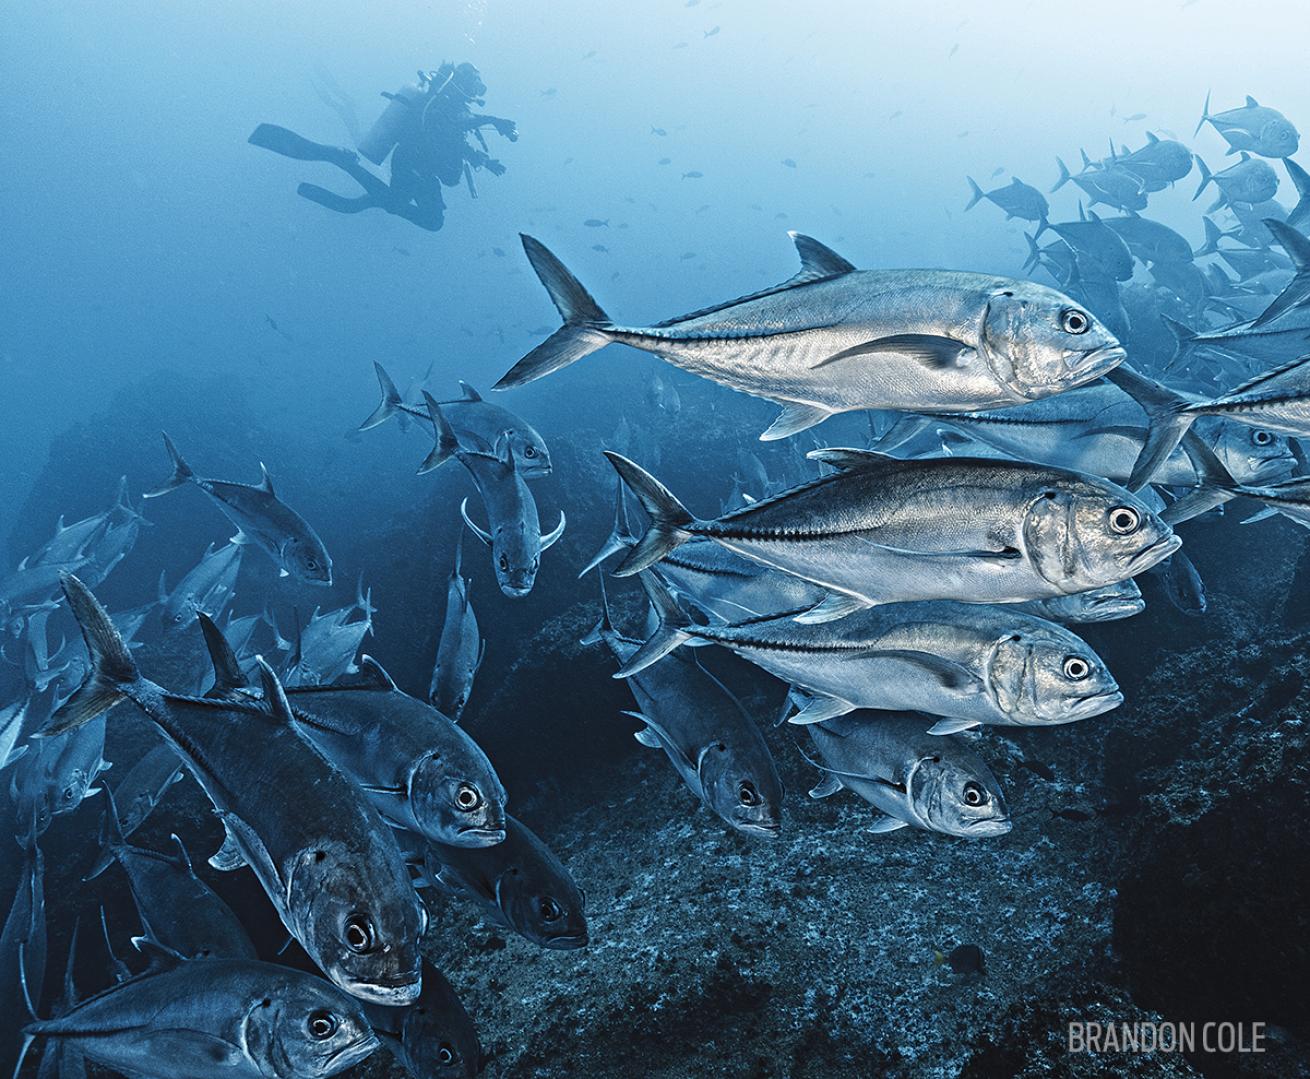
296,184,372,215
249,123,343,164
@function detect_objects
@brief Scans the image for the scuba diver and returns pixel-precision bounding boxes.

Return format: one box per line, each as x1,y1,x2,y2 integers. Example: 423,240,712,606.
249,63,517,232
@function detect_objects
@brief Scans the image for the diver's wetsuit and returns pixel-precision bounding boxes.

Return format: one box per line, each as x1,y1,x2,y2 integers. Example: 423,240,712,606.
249,123,445,231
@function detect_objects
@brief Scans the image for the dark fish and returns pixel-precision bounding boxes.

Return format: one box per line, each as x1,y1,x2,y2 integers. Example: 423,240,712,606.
365,961,482,1079
945,943,985,975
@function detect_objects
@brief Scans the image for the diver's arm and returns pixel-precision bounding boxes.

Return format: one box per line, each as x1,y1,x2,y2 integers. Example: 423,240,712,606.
463,112,518,141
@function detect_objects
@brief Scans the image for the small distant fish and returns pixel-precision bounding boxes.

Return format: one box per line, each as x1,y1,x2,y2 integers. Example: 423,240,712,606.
704,25,720,38
540,88,557,97
673,41,688,49
888,110,902,120
948,43,959,57
583,218,609,227
581,49,598,60
990,166,1004,177
651,126,667,136
492,246,506,257
781,158,797,168
658,157,672,165
592,244,609,253
392,246,411,257
679,252,697,260
1019,759,1056,781
1052,808,1094,822
937,944,985,975
957,129,969,138
263,314,291,342
681,171,703,179
686,0,700,6
1122,112,1146,122
774,212,788,219
695,204,710,213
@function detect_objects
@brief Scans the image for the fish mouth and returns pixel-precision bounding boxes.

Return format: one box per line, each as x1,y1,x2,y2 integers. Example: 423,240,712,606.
1071,344,1126,379
501,582,533,598
1066,689,1125,720
453,825,507,846
735,819,781,838
1089,599,1146,619
1126,533,1182,572
1251,454,1298,482
327,1032,382,1071
965,816,1013,837
343,973,423,1006
542,933,588,950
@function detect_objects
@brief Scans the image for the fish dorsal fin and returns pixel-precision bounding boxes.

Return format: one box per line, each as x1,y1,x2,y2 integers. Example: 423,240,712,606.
132,935,186,972
1239,151,1250,162
649,234,856,329
255,657,294,723
788,232,857,279
805,446,899,472
197,613,248,696
1146,131,1159,144
1213,352,1310,399
458,381,483,402
257,463,275,496
330,655,398,691
1246,95,1259,108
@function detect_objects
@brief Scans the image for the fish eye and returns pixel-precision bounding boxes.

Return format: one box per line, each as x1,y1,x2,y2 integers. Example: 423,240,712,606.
539,897,563,922
962,782,987,807
1060,308,1089,334
343,913,376,954
1062,655,1091,680
1108,506,1140,534
498,554,509,571
305,557,318,569
1253,430,1273,446
438,1044,456,1066
738,780,760,807
307,1010,338,1040
454,783,482,811
524,446,536,457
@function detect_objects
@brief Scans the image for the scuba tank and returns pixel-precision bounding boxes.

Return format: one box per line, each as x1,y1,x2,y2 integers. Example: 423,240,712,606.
357,80,427,165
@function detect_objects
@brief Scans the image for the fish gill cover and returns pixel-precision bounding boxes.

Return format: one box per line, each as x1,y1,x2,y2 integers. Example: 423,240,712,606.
2,1,1310,1076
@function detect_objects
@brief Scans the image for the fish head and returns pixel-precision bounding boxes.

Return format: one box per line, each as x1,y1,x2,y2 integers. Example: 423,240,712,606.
979,283,1124,399
491,522,539,597
1211,422,1296,484
1260,118,1299,157
508,428,553,477
987,627,1122,725
696,739,783,838
394,965,483,1079
494,863,588,950
283,536,333,586
1022,477,1179,591
408,751,507,847
289,838,425,1005
243,976,380,1078
908,753,1010,838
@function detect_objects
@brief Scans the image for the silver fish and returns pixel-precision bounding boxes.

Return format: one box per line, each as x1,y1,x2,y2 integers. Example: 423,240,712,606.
198,618,508,850
1197,92,1299,158
420,395,565,597
284,579,376,686
582,578,783,835
417,814,588,950
158,542,244,633
604,448,1179,620
429,541,484,721
21,955,379,1079
106,741,185,839
1194,153,1279,211
624,578,1121,732
144,434,332,586
46,576,424,1005
495,232,1125,440
1,837,45,1078
364,961,482,1079
806,712,1011,837
86,789,257,961
361,363,552,478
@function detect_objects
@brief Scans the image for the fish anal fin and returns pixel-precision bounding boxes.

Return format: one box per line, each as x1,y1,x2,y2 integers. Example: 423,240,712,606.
760,402,834,441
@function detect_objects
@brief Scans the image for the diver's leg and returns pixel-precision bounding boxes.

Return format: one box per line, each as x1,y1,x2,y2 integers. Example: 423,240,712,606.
296,183,376,215
249,123,354,165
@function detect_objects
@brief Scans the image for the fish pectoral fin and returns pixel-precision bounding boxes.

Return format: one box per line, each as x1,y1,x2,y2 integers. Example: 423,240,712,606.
786,693,855,725
208,822,246,872
794,591,873,624
866,815,911,834
808,775,844,799
1073,424,1146,441
229,528,251,546
844,648,980,692
1240,507,1279,525
806,447,898,472
760,401,833,441
926,717,981,735
132,1029,245,1069
633,729,662,749
811,334,975,371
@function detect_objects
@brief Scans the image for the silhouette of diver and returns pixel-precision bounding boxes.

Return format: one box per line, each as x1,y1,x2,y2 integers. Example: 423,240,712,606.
250,63,516,232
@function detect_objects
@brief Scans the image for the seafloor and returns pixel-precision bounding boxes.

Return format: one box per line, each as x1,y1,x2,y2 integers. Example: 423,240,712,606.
9,378,1310,1078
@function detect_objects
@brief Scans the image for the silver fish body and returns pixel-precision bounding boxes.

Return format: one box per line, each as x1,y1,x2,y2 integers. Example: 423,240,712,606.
806,712,1011,837
429,544,484,720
